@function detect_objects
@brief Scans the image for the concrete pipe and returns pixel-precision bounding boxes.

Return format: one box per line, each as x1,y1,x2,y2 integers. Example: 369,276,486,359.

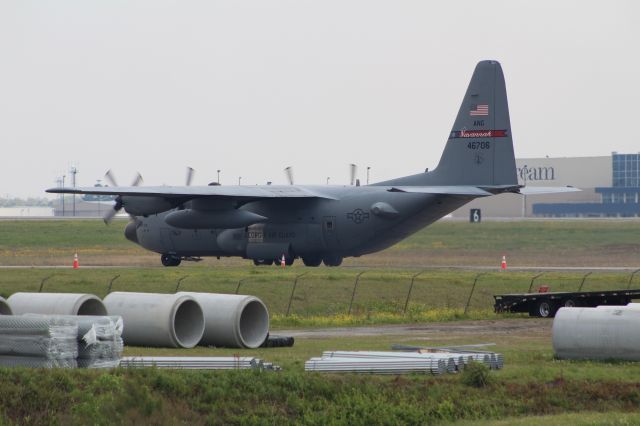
0,297,12,315
178,292,269,349
552,307,640,361
7,293,107,316
103,292,204,349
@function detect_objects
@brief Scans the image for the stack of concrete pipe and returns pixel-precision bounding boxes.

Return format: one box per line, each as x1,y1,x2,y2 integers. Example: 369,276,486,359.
4,292,270,349
553,305,640,360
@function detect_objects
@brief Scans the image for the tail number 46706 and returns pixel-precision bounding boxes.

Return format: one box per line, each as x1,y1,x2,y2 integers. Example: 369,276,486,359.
467,141,490,150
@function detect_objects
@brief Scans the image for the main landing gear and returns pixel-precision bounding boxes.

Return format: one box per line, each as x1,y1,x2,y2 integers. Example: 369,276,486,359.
161,254,181,267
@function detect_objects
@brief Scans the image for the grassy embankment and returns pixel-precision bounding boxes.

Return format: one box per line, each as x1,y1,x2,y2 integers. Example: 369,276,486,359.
2,330,640,425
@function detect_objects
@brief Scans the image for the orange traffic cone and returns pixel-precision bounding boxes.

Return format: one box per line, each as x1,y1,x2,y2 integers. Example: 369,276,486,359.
280,254,286,268
73,253,79,269
500,255,507,270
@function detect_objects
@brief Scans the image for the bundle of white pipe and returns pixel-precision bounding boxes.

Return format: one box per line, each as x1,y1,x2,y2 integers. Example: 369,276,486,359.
103,292,204,349
177,292,269,349
553,306,640,360
0,297,12,315
7,293,107,316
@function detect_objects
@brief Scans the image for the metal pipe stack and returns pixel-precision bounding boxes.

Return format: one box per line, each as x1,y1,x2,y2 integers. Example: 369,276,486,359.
306,350,504,374
120,356,281,371
305,356,446,375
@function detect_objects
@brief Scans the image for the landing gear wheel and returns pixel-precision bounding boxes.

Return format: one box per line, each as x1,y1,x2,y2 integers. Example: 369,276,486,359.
161,254,181,267
322,255,343,267
302,256,322,267
253,259,274,266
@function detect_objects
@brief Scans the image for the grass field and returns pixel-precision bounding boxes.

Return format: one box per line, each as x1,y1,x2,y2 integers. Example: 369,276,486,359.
1,219,640,424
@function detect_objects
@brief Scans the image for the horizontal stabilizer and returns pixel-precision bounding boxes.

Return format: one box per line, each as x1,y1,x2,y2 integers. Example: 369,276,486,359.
517,186,581,195
388,186,492,196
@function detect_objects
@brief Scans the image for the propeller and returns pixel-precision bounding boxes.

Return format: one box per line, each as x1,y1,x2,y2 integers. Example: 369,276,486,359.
186,167,195,186
349,164,357,186
284,166,294,185
103,170,143,225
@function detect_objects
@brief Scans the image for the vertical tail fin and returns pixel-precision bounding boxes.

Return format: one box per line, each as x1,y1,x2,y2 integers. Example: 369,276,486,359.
429,60,517,187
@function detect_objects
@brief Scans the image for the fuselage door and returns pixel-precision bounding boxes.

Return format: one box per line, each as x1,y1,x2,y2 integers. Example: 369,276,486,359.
322,215,338,249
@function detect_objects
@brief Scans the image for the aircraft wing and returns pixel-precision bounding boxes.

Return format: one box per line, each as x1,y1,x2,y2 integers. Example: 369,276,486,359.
46,185,338,200
516,186,581,195
388,186,493,196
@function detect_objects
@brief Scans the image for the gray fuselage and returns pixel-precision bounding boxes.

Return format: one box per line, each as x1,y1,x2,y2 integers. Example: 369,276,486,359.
127,184,474,262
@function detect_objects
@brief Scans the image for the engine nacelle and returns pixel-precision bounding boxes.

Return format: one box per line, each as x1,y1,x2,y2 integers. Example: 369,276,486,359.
164,209,267,229
122,196,177,216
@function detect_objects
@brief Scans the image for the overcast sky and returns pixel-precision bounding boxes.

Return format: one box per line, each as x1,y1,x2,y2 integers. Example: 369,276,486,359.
1,0,637,197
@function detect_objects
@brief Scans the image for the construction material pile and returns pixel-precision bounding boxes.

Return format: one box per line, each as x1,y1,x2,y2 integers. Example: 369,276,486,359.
27,315,124,368
120,356,281,371
305,348,503,375
0,315,123,369
0,316,78,368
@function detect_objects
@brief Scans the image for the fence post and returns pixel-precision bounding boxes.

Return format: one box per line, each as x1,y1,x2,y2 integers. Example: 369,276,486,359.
527,273,544,293
403,270,425,314
38,275,54,293
107,274,120,294
627,269,640,289
577,272,593,292
348,271,366,315
235,278,247,295
464,272,486,315
175,275,189,293
286,272,309,316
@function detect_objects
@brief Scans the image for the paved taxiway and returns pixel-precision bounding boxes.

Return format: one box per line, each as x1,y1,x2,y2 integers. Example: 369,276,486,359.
276,318,551,339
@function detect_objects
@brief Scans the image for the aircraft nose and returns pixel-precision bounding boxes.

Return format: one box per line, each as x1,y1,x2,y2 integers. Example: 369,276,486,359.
124,221,139,244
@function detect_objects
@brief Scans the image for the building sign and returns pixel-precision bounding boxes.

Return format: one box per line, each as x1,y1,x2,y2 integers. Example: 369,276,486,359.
517,165,555,182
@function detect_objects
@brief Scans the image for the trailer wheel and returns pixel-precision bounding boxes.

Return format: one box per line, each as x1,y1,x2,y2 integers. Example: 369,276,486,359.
532,301,555,318
563,299,577,308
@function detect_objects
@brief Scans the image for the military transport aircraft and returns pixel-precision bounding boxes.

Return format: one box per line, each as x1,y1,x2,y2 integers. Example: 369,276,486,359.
48,60,577,267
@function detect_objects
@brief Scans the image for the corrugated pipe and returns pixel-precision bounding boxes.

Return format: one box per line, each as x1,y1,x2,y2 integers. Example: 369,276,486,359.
103,292,204,349
8,293,107,316
177,292,269,349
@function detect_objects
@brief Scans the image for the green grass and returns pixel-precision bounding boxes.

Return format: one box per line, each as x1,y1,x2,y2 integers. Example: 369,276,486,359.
0,267,636,322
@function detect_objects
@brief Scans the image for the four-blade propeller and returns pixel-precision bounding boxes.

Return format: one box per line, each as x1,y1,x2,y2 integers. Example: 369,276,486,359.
103,170,144,224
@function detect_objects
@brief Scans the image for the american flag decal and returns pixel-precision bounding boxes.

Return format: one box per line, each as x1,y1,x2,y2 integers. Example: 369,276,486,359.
470,104,489,116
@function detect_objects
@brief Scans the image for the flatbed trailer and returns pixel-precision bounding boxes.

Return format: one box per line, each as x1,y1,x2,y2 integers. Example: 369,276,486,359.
494,288,640,318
